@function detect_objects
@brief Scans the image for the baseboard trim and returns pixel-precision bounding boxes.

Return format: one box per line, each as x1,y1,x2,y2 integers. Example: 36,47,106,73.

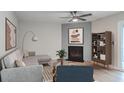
92,61,124,72
109,65,124,72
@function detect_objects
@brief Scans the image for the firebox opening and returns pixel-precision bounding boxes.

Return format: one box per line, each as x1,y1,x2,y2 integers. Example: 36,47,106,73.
68,46,84,62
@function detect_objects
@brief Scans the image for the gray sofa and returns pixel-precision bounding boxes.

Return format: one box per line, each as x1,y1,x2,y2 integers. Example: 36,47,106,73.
0,49,50,82
1,65,43,82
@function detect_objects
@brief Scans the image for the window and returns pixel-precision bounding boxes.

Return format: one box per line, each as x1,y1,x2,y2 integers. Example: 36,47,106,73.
121,27,124,68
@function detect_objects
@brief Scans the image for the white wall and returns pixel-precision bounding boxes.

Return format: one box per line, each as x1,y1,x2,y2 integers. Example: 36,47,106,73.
92,12,124,68
18,21,61,59
0,11,18,58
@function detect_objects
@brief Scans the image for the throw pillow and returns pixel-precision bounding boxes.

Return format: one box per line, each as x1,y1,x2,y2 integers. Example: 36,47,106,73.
15,60,26,67
4,53,17,68
23,50,29,58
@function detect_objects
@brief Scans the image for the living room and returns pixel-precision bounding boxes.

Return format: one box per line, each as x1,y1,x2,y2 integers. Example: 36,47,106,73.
1,0,124,92
1,11,124,82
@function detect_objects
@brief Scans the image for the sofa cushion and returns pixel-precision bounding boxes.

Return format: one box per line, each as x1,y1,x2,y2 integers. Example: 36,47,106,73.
15,60,26,67
3,49,23,68
4,52,17,68
23,57,38,66
37,55,51,62
15,50,23,61
1,65,44,82
23,55,51,66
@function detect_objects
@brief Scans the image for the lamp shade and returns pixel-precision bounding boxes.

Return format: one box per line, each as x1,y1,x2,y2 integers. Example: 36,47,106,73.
32,36,38,41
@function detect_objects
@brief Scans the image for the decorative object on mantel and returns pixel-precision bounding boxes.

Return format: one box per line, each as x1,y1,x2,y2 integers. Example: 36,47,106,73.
22,31,38,57
56,49,67,65
5,17,16,51
68,28,83,44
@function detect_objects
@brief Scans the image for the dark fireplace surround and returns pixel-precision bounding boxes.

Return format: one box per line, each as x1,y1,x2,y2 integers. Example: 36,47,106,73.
68,46,84,62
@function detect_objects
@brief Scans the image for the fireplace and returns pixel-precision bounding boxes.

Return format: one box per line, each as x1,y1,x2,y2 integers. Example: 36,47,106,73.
68,46,83,62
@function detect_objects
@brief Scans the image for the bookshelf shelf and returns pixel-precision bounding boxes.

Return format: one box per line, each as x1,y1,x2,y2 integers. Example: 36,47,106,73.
92,31,112,68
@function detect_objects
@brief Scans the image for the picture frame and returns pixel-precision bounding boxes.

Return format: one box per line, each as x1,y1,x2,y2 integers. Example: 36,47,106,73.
5,18,16,51
68,27,84,44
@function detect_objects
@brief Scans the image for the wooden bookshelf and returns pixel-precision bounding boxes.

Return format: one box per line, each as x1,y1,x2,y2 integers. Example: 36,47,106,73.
92,31,112,68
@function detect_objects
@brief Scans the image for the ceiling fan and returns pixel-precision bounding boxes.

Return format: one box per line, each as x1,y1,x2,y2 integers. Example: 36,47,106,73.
60,11,92,22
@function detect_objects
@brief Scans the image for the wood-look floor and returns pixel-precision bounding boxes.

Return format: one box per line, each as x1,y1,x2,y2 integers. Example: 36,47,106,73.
93,65,124,82
44,61,124,82
66,61,124,82
69,61,124,82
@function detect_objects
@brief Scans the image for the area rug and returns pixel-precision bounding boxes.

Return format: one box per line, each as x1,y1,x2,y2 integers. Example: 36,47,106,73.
43,66,53,82
42,61,93,82
43,62,124,82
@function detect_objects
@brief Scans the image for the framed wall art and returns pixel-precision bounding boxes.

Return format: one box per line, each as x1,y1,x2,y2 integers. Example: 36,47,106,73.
68,28,84,44
5,18,16,51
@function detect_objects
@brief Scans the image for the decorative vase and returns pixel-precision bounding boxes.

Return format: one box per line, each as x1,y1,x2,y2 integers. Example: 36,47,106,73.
60,58,63,66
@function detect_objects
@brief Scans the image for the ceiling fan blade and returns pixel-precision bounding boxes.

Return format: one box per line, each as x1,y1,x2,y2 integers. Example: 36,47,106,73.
73,11,77,16
70,11,77,16
79,13,92,17
78,18,86,21
70,11,74,16
60,17,73,18
68,19,73,22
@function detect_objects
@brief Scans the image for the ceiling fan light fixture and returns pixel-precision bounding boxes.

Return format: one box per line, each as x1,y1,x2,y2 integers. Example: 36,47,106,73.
60,11,92,22
72,18,78,22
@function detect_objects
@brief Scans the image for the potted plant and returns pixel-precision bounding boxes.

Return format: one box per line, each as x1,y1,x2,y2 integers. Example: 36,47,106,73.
56,49,67,65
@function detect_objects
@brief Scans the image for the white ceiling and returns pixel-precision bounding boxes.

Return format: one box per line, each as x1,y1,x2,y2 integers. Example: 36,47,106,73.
15,11,120,23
